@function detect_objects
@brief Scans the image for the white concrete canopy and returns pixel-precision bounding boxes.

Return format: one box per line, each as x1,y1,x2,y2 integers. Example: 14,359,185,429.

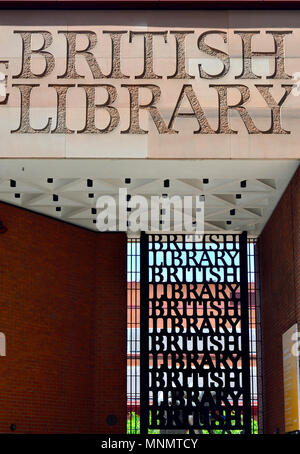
0,159,298,237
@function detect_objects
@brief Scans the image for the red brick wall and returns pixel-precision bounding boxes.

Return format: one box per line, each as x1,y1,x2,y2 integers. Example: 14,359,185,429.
260,165,300,434
93,234,127,433
0,202,126,434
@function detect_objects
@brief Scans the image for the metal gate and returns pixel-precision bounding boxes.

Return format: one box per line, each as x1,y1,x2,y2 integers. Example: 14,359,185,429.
140,232,251,434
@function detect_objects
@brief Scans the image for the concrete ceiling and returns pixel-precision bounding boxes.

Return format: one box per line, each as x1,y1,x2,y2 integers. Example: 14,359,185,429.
0,159,298,237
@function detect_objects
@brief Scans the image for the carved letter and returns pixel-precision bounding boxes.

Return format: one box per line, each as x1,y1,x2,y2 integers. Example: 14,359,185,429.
168,84,215,134
121,84,174,134
209,84,260,134
103,31,130,79
235,31,292,79
255,84,292,134
58,31,105,79
49,84,75,134
13,31,55,79
78,84,120,133
129,31,168,79
198,31,230,79
11,84,52,133
168,31,195,79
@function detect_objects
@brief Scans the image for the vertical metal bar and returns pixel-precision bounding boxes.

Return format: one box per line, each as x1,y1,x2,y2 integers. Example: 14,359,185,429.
247,241,252,432
240,231,251,434
133,242,135,433
140,231,149,435
248,240,255,433
130,240,135,433
130,241,132,432
130,240,132,433
127,240,131,433
138,239,141,433
126,240,130,433
254,239,264,434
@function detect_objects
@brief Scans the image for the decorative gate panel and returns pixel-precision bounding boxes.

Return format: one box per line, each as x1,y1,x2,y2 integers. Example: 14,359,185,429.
140,232,251,434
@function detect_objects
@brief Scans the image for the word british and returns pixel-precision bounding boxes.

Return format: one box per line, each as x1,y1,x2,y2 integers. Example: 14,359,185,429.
4,29,295,134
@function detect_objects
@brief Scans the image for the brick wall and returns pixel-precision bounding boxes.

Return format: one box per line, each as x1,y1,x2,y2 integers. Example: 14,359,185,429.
0,202,126,434
94,234,127,433
260,165,300,434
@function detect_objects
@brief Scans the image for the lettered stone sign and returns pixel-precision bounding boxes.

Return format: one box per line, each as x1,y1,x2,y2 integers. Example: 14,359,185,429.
0,9,300,158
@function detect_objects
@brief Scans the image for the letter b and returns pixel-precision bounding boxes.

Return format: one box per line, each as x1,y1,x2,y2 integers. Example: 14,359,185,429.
13,31,55,79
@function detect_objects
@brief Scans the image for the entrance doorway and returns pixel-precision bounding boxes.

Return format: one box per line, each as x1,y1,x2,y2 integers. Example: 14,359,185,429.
127,234,263,434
